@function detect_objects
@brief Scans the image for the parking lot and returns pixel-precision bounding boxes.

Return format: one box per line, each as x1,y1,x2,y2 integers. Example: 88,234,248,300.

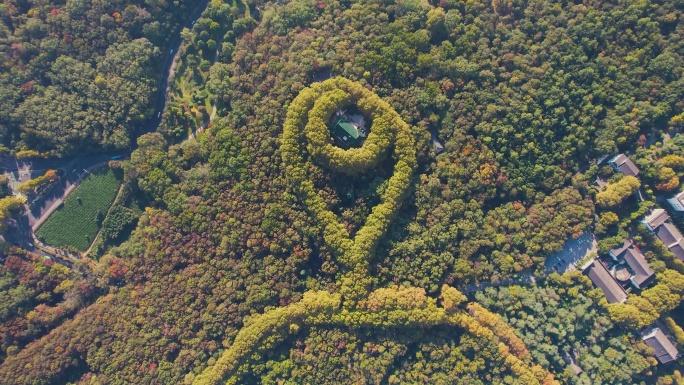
545,233,597,273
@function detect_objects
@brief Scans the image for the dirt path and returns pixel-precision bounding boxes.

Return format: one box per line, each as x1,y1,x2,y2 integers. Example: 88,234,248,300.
184,36,223,141
163,42,185,113
460,272,537,295
149,0,211,131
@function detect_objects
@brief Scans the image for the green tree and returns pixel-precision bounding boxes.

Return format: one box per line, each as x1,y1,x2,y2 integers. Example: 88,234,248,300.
596,176,641,208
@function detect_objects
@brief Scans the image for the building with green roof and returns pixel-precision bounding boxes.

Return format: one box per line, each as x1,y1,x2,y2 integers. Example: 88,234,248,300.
330,115,366,149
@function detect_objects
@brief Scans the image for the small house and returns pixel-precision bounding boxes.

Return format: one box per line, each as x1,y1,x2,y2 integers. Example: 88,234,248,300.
608,240,655,289
330,109,368,150
583,260,628,304
330,116,365,149
642,328,679,364
642,209,684,261
562,351,583,376
431,131,445,155
667,190,684,212
609,154,640,177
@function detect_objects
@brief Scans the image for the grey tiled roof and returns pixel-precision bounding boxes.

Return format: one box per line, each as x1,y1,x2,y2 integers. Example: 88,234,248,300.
623,248,655,288
669,241,684,262
645,209,671,230
611,154,640,176
656,222,682,246
643,328,679,364
585,260,628,303
609,239,632,258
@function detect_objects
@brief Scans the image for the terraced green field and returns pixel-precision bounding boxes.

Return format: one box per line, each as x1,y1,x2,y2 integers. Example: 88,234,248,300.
36,168,120,251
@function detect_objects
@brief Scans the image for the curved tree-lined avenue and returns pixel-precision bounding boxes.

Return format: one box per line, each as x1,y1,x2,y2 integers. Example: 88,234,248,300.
3,0,684,383
194,78,555,385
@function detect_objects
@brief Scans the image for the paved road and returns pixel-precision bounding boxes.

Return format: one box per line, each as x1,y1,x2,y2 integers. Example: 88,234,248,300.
144,0,211,137
29,163,109,231
1,0,213,267
0,151,118,174
0,0,212,175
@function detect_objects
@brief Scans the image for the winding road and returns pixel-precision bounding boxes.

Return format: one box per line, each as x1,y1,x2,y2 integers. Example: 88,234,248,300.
0,0,211,170
1,0,214,261
2,0,541,298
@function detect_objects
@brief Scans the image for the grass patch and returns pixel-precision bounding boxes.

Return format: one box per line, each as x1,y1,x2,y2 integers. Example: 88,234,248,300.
85,184,143,260
37,168,121,251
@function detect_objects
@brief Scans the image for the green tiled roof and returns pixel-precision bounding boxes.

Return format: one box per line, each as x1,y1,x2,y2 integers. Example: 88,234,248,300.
337,120,359,139
330,116,365,149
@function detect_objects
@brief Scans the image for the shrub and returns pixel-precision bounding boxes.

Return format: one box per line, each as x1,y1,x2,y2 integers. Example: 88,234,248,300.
16,170,57,194
0,197,23,232
281,77,416,300
595,175,640,207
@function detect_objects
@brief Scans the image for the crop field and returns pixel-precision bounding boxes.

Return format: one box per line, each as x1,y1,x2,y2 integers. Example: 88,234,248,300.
36,168,120,251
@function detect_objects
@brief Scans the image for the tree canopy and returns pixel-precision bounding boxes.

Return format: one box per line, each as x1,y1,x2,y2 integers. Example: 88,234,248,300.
2,0,684,383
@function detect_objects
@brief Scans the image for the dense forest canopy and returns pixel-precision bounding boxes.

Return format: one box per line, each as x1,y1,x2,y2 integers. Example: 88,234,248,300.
0,0,204,156
2,0,684,384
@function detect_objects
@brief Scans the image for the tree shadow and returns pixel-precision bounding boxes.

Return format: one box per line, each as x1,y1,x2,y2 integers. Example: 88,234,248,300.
29,172,80,220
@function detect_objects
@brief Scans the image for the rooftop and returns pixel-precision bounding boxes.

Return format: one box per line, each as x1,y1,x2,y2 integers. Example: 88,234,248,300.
645,215,684,262
584,260,628,304
431,131,445,155
607,240,655,289
337,119,360,139
561,352,583,375
669,240,684,262
610,154,640,177
330,112,367,150
569,362,583,375
643,328,679,364
623,248,655,288
609,239,632,259
656,222,683,246
644,209,671,230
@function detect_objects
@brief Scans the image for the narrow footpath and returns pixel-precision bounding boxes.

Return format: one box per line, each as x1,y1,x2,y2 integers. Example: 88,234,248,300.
460,272,537,295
